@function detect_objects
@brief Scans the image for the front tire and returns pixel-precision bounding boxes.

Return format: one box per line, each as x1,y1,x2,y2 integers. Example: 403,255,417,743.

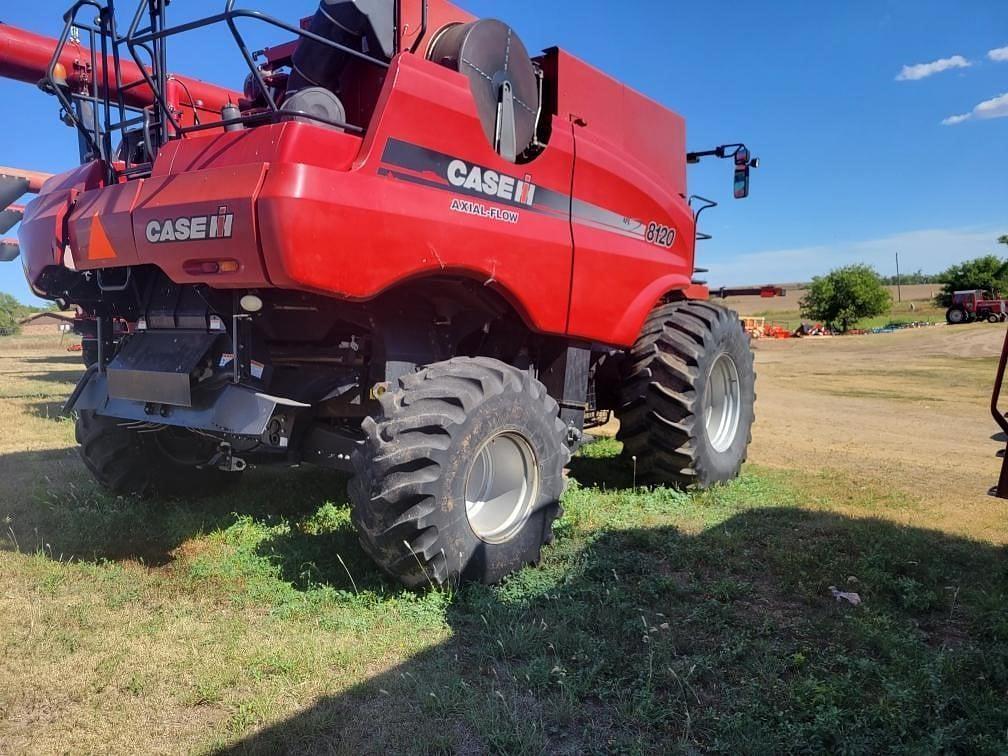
349,357,570,588
615,301,756,488
76,411,238,497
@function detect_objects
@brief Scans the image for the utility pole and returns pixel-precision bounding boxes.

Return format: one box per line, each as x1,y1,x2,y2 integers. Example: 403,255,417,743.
895,251,902,303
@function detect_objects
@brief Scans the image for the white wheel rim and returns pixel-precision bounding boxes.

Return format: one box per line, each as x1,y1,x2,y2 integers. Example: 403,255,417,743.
950,310,964,323
704,353,742,453
465,431,539,544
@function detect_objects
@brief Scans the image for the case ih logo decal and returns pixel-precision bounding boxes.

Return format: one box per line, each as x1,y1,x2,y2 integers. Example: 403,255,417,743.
145,206,234,244
446,160,537,207
377,138,665,244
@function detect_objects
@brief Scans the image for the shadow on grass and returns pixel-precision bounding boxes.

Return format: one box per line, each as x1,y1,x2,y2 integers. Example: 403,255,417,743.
19,368,86,385
0,448,352,571
214,455,1007,754
5,446,1008,753
19,354,87,366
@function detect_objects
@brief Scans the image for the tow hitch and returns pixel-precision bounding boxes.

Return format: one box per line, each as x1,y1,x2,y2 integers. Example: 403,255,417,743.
209,442,248,473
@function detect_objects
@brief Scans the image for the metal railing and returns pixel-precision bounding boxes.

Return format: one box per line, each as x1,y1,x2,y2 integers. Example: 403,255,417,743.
46,0,427,182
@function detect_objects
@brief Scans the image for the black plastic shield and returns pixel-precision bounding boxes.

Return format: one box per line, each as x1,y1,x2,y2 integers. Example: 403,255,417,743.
106,331,222,408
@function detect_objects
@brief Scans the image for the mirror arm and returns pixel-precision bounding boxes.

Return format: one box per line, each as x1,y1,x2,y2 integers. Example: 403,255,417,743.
687,143,746,164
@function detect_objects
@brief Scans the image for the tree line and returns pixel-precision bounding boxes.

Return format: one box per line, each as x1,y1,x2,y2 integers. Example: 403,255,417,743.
0,293,55,336
801,235,1008,332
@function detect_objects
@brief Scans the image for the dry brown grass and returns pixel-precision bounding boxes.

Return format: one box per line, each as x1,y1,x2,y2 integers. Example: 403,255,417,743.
749,323,1008,543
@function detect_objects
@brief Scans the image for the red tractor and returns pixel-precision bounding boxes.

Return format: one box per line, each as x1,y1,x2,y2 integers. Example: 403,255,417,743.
946,290,1008,325
6,0,762,587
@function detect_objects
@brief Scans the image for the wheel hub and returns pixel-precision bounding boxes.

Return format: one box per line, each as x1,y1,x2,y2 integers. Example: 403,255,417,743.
465,431,539,544
704,353,742,453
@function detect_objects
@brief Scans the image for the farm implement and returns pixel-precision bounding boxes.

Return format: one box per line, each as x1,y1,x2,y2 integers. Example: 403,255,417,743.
4,0,767,586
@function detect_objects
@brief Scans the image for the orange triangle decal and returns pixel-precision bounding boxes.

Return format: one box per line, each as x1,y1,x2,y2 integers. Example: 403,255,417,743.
88,215,117,261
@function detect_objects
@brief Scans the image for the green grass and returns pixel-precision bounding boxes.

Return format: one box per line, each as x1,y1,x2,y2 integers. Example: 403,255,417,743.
3,438,1006,753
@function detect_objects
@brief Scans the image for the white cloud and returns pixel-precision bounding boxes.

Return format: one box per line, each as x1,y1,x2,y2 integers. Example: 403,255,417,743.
709,226,1003,287
941,92,1008,125
896,55,971,81
989,46,1008,62
975,92,1008,118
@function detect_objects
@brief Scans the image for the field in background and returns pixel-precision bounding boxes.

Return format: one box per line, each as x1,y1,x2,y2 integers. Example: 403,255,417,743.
723,283,945,332
1,329,1006,753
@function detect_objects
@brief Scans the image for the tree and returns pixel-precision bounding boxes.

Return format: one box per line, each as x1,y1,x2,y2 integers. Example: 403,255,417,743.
935,255,1008,307
999,235,1007,246
800,265,892,333
879,269,941,286
0,292,31,336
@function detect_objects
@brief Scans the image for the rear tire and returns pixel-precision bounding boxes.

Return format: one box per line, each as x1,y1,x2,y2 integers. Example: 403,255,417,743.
76,411,238,498
349,357,570,588
615,301,756,489
946,307,967,325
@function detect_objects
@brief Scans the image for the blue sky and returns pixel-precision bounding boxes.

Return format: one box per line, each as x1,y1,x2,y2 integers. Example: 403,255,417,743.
1,0,1005,302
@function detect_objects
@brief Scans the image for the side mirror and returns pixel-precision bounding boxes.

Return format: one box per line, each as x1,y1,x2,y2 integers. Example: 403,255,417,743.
733,166,750,200
734,147,752,199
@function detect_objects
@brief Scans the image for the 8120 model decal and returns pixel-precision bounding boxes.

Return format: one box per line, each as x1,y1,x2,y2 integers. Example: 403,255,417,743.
646,222,676,248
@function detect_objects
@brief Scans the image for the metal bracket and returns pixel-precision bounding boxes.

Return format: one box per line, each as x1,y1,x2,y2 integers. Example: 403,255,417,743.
495,80,518,163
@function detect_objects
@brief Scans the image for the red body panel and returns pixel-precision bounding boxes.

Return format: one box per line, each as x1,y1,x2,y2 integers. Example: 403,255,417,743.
19,22,698,348
132,164,270,288
544,49,688,199
258,54,576,336
69,181,144,267
550,51,694,345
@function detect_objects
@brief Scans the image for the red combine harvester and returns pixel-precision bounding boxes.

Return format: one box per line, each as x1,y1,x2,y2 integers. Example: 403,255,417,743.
946,290,1008,325
4,1,766,587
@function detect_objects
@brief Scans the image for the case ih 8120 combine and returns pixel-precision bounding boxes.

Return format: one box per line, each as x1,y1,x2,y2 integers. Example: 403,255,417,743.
1,0,763,587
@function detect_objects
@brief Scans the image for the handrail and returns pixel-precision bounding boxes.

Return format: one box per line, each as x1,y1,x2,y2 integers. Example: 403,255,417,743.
990,323,1008,498
46,0,404,179
124,0,394,146
990,325,1008,435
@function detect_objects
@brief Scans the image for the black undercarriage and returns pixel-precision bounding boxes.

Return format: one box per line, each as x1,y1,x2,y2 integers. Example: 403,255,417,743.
61,265,609,474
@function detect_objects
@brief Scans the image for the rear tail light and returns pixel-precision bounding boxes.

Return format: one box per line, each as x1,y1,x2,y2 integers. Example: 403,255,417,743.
183,259,241,275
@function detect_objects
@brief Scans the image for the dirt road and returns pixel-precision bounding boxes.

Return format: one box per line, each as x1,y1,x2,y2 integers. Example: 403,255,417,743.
749,323,1007,541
